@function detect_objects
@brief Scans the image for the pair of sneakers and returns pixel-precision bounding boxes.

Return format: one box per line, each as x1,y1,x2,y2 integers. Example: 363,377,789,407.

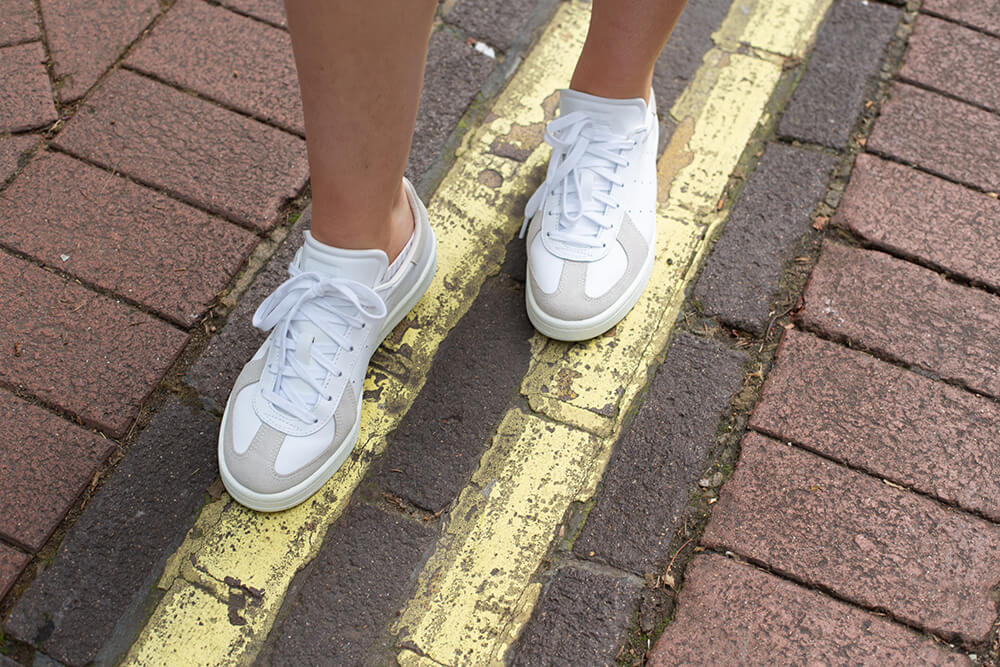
219,89,659,511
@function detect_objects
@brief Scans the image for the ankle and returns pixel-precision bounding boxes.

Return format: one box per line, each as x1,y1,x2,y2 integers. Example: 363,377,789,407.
307,182,416,261
569,70,654,103
386,184,416,263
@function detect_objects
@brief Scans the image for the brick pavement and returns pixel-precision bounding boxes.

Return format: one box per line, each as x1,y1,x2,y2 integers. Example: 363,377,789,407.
651,0,1000,663
0,1,513,663
2,0,999,664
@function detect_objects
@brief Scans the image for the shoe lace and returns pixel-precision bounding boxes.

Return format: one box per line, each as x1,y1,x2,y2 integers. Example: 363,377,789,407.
251,263,387,424
520,112,647,249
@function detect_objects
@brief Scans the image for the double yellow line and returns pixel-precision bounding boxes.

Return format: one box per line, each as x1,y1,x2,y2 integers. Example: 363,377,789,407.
125,1,831,664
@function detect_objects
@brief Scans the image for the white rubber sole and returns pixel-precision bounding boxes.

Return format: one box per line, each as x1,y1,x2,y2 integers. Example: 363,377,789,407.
525,242,656,342
219,230,438,512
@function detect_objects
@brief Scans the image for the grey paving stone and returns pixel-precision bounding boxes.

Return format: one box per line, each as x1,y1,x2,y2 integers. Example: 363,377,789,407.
573,333,745,575
653,0,732,154
511,565,640,667
406,30,495,184
268,503,433,666
445,0,548,53
0,653,18,666
186,211,308,412
779,0,899,148
374,271,533,512
653,0,732,112
4,398,219,667
693,143,835,334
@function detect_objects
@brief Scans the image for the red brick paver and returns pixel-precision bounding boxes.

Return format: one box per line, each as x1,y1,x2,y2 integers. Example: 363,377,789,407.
219,0,286,27
38,0,158,102
0,392,113,552
869,83,1000,193
0,0,39,46
800,243,1000,398
0,134,36,183
127,0,303,134
901,15,1000,112
0,252,188,437
0,544,28,599
649,554,968,666
0,42,57,132
922,0,1000,36
703,433,1000,644
752,329,1000,522
54,70,308,231
835,154,1000,291
0,152,257,326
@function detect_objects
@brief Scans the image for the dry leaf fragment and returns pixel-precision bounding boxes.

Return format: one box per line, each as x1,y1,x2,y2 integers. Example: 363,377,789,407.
812,215,829,231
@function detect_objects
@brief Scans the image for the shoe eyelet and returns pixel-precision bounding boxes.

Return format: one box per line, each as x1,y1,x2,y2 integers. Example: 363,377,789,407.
361,323,366,329
349,346,355,352
313,418,319,424
326,395,333,402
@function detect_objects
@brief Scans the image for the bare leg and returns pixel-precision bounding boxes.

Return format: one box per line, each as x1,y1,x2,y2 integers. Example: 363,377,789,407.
285,0,437,260
570,0,689,102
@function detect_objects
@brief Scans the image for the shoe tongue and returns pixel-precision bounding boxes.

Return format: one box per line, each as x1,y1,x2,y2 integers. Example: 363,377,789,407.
298,230,388,287
273,231,388,415
558,89,648,136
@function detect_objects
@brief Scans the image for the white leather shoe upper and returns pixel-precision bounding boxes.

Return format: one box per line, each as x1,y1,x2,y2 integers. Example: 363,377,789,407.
220,179,438,510
522,88,659,339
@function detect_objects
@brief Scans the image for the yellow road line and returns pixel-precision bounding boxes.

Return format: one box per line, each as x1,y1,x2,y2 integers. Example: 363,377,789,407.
124,4,584,666
716,0,833,57
397,410,601,665
393,0,831,664
521,51,783,437
127,0,831,662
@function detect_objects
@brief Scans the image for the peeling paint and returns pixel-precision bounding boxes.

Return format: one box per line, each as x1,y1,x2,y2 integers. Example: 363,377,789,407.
394,410,601,666
124,0,833,663
123,3,592,665
715,0,833,56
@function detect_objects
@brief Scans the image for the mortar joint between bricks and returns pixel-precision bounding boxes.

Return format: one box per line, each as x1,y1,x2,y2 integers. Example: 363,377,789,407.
701,546,978,655
750,425,1000,529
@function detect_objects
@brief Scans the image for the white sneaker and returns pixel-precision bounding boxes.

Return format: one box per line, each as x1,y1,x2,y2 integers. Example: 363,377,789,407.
218,179,437,512
521,88,658,341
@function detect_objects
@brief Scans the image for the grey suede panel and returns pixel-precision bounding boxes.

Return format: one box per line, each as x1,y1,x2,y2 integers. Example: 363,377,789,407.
529,216,648,322
222,387,358,495
230,356,266,399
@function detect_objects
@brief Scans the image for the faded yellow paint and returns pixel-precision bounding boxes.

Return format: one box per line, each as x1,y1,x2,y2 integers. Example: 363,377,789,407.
127,0,831,662
521,53,781,432
127,581,238,666
664,51,782,216
125,3,591,665
520,210,700,436
397,0,828,663
394,410,601,666
716,0,833,57
397,649,446,667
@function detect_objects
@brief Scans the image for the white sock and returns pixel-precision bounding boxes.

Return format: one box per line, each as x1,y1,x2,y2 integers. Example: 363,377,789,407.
383,231,414,282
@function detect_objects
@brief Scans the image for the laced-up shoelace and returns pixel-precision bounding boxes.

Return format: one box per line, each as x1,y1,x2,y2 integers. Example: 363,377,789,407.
520,111,647,249
251,263,388,424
